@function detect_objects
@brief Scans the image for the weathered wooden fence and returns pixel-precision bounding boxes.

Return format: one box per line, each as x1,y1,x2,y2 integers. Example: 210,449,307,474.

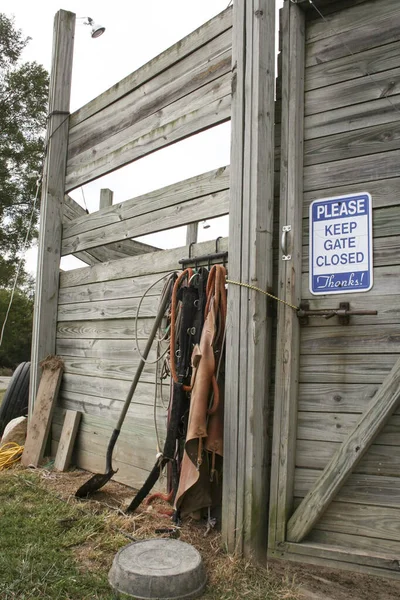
269,0,400,580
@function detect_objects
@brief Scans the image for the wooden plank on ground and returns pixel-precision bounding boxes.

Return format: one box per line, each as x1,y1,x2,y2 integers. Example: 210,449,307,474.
287,356,400,543
22,357,64,467
53,410,81,471
70,7,232,128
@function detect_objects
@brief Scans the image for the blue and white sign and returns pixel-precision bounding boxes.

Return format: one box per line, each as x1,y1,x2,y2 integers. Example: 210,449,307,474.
309,193,373,295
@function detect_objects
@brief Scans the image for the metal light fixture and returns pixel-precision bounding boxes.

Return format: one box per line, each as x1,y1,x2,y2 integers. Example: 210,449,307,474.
82,17,106,38
202,220,211,230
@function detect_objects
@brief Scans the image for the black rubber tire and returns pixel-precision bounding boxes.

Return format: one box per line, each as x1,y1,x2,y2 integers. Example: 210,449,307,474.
0,361,30,438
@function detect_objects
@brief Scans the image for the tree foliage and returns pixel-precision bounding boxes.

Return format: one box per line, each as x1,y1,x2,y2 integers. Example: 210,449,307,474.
0,289,34,368
0,13,49,287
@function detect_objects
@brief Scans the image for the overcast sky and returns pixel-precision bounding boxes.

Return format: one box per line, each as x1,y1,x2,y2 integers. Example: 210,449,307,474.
2,0,282,274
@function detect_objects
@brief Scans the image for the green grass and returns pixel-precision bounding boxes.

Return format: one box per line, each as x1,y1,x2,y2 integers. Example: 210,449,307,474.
0,471,126,599
0,470,301,600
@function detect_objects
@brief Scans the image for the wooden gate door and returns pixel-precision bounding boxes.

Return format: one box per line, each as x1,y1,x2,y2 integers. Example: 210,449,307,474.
268,0,400,578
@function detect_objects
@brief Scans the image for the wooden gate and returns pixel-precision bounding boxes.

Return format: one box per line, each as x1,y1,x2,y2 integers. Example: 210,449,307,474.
269,0,400,578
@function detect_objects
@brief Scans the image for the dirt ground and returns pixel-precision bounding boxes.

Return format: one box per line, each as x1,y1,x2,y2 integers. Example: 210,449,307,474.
38,468,400,600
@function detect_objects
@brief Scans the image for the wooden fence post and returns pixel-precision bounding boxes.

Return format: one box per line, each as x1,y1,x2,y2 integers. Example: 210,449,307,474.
29,10,75,414
223,0,276,558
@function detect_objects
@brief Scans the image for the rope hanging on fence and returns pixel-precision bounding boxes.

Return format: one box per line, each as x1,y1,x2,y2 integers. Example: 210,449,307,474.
0,442,24,470
225,279,299,311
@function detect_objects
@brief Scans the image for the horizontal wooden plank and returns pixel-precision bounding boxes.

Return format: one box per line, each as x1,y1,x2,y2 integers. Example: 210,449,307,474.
304,149,400,192
62,189,229,255
57,338,158,361
66,76,231,190
60,373,160,407
310,500,400,543
57,295,159,322
70,7,232,128
58,390,168,425
306,0,400,44
295,469,400,509
298,411,400,446
304,121,400,167
63,167,229,240
279,540,400,576
301,324,400,354
69,31,232,159
299,382,382,412
303,177,400,214
303,237,400,272
56,319,155,340
306,10,400,68
302,265,400,300
54,404,165,441
60,237,228,288
297,296,400,328
305,66,400,117
58,272,167,305
63,194,158,261
305,40,400,92
299,355,398,385
305,95,400,140
60,355,162,386
296,439,400,476
307,530,400,561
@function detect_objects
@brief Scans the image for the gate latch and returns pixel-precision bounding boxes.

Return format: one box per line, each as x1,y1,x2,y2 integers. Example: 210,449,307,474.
297,301,378,326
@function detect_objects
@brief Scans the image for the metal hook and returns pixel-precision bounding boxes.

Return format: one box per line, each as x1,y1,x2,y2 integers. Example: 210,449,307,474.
215,236,222,253
188,241,195,260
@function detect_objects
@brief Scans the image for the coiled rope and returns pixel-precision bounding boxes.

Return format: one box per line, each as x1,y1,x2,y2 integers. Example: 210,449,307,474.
0,442,24,470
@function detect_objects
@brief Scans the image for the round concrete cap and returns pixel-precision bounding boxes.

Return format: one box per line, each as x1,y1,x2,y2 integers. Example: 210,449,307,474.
108,539,207,599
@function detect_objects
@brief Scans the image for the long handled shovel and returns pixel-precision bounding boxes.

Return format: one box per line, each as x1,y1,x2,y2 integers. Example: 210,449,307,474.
75,275,175,498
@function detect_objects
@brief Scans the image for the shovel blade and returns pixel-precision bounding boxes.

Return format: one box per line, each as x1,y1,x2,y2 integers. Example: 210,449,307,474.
75,470,117,498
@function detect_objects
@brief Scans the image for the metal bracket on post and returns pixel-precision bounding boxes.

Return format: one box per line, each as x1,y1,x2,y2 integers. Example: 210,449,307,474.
281,225,292,261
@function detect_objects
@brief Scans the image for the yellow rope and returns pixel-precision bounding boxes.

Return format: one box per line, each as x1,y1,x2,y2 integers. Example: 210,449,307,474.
225,279,299,311
0,442,24,470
